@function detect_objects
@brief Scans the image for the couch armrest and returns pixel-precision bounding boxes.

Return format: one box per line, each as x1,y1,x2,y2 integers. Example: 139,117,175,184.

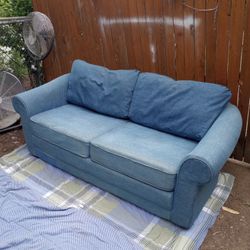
171,103,242,228
179,103,242,184
12,74,69,118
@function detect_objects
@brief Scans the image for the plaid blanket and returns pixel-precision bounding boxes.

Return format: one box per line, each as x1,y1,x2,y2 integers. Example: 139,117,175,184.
0,145,234,250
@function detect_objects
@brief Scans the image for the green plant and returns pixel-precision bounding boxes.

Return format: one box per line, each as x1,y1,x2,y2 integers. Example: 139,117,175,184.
0,0,32,17
0,0,43,85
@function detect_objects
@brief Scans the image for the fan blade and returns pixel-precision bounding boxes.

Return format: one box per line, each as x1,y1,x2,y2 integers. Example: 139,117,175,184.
23,12,54,60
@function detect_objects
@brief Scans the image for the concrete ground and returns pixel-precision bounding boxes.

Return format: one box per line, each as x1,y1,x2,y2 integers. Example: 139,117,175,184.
0,129,249,250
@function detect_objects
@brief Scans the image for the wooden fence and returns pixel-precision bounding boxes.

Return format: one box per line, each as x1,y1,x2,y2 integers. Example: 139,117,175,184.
33,0,250,163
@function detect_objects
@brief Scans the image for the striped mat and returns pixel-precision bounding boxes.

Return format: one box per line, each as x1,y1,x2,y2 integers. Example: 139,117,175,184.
0,145,234,250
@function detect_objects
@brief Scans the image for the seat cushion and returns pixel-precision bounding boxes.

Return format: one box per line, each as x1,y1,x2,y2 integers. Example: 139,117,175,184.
129,72,232,141
91,122,197,191
67,60,139,118
30,104,126,158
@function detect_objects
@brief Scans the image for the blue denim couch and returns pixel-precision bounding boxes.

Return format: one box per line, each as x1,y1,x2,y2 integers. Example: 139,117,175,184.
13,61,242,228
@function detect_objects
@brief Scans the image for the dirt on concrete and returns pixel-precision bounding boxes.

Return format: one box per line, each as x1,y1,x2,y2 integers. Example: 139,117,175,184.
0,128,25,157
0,129,249,250
202,161,250,250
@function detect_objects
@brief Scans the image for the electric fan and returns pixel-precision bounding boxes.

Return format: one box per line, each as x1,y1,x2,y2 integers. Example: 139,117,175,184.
0,12,55,132
0,71,24,130
22,11,54,60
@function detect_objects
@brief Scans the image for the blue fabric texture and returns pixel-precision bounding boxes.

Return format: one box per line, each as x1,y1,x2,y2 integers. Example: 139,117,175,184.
0,170,141,250
13,74,69,118
31,135,173,212
12,69,242,229
171,103,242,228
12,74,69,151
129,72,232,141
91,122,197,191
170,174,218,228
31,104,126,158
67,60,140,118
179,103,242,184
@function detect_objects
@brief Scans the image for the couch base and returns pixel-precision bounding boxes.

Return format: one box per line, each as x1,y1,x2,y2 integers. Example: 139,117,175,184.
29,134,218,229
31,135,173,219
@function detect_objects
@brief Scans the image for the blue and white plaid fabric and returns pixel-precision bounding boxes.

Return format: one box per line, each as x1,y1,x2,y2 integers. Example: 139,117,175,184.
0,145,234,249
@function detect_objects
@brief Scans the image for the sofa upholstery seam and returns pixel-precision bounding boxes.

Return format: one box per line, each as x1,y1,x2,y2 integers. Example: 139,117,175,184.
31,134,89,158
33,145,174,210
90,143,177,177
30,119,93,145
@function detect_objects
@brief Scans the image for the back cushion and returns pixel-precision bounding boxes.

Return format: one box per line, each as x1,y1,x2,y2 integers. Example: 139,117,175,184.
129,73,232,141
67,60,139,118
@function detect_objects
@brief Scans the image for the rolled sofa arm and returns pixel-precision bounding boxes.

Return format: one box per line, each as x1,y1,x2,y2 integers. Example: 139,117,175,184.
12,74,69,118
171,103,242,228
179,103,242,184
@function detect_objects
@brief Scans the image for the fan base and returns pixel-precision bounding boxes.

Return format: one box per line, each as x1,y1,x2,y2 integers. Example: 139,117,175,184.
0,114,20,129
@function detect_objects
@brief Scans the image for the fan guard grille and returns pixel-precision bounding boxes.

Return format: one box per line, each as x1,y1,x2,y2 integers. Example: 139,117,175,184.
23,12,54,60
0,71,25,129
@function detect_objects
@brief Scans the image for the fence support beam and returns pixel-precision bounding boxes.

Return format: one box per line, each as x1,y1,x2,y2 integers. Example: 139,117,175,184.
0,16,31,25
